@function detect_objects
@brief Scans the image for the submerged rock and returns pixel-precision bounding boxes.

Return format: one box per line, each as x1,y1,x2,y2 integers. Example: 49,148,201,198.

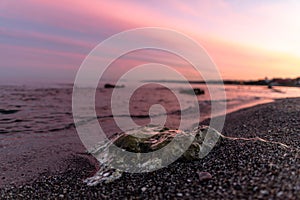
104,83,125,89
84,125,224,186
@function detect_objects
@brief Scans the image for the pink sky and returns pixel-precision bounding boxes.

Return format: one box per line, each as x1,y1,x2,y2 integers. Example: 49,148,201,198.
0,0,299,82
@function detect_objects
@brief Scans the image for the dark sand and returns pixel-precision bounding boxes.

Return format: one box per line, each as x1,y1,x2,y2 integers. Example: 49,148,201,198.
1,98,299,199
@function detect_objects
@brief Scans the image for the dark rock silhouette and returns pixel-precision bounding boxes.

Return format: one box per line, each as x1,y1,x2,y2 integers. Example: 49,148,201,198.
180,88,205,96
104,84,125,89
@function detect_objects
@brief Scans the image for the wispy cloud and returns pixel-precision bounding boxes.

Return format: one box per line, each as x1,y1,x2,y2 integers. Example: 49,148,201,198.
0,0,299,81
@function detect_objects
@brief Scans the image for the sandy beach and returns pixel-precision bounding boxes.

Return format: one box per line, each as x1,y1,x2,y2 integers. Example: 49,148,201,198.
0,97,299,199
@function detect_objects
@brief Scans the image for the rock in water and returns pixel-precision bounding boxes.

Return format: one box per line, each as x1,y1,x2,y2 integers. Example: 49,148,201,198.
104,83,125,89
84,125,223,186
180,88,205,96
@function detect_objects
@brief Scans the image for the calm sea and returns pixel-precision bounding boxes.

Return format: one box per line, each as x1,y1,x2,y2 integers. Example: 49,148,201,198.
0,82,299,137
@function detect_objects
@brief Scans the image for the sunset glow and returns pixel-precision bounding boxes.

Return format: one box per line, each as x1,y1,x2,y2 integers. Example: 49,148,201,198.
1,0,299,82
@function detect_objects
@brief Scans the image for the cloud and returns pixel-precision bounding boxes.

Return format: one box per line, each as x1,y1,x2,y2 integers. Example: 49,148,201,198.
0,0,299,81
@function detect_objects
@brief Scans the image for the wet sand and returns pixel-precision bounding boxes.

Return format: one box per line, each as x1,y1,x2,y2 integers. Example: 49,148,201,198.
1,98,299,199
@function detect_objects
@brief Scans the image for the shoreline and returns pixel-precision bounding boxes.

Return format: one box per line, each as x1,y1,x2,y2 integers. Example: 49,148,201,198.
199,97,274,125
1,97,300,199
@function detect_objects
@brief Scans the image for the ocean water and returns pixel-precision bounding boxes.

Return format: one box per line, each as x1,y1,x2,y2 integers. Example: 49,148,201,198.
0,83,299,137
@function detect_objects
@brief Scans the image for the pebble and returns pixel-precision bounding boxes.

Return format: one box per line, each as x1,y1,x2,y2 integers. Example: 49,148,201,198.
103,172,110,177
260,190,269,196
176,193,183,197
197,171,212,181
141,187,147,192
277,191,283,197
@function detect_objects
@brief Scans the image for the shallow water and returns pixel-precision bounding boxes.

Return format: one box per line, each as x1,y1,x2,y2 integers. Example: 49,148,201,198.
0,83,299,137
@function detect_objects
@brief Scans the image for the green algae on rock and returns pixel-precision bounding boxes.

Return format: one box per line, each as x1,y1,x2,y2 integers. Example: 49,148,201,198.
84,125,223,186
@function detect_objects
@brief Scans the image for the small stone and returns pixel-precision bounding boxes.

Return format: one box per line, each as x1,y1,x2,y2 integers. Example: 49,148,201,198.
141,187,147,192
260,190,269,196
176,193,183,197
59,194,64,198
277,191,284,197
197,171,212,181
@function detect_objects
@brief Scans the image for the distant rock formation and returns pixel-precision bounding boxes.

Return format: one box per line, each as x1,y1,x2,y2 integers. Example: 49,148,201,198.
180,88,205,96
